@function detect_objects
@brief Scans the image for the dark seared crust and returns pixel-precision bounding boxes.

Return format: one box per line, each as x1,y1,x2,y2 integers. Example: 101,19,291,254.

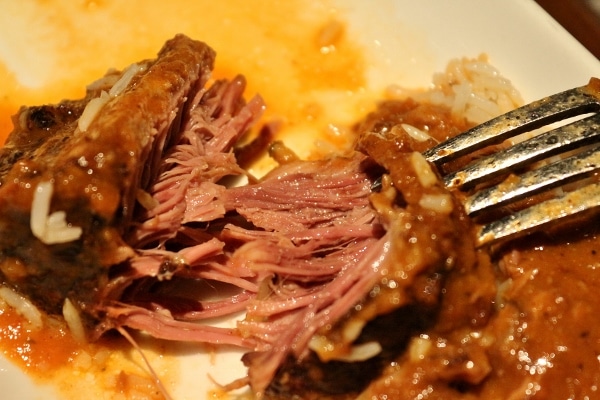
265,304,438,400
0,102,86,182
0,35,216,323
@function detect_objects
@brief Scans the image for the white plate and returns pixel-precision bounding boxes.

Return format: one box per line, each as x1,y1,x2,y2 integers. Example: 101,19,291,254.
0,1,599,399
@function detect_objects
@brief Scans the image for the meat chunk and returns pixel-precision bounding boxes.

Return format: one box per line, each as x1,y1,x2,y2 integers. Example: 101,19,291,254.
0,35,216,327
242,99,485,398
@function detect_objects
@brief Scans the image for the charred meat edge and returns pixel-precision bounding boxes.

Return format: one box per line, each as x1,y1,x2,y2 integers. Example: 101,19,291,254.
0,35,215,327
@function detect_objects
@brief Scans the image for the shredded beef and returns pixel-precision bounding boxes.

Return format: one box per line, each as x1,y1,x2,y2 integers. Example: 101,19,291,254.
253,99,483,399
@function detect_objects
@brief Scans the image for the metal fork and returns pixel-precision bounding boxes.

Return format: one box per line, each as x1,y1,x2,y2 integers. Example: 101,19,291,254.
423,77,600,247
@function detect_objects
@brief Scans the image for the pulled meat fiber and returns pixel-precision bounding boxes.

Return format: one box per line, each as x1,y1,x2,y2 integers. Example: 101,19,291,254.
258,99,486,399
266,97,600,400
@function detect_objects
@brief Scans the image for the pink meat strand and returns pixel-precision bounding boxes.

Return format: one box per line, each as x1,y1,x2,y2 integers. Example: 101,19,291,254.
103,57,385,395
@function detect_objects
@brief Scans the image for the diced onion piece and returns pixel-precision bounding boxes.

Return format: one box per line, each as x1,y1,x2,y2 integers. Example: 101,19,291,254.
410,152,438,188
63,298,87,344
496,278,513,309
419,193,454,214
269,141,299,164
30,181,83,244
409,335,433,361
0,286,43,331
308,334,342,362
342,319,367,343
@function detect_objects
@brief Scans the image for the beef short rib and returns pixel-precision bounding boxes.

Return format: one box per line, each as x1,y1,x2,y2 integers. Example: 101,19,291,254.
0,35,215,325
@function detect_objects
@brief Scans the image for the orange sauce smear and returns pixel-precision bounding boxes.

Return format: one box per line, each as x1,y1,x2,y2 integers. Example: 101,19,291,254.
0,1,380,398
0,306,170,398
0,1,380,175
0,307,79,369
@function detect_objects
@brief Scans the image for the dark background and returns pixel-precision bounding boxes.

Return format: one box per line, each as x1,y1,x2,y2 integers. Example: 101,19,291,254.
535,0,600,59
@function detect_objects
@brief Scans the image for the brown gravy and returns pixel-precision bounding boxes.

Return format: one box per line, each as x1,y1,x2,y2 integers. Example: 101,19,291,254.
356,100,600,400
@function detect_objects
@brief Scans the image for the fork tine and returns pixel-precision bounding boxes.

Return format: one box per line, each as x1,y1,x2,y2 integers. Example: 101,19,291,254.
465,144,600,216
423,78,600,165
443,113,600,189
422,78,600,247
476,182,600,246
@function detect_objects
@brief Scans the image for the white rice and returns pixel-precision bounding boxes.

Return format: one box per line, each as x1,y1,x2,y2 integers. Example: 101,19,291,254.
78,63,144,132
108,63,143,97
388,54,523,125
335,341,382,362
30,181,83,244
400,123,434,142
0,286,43,331
63,298,87,344
78,91,111,132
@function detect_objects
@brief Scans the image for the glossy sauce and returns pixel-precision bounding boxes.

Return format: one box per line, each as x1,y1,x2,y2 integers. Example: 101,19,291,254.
0,306,172,399
353,100,600,400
